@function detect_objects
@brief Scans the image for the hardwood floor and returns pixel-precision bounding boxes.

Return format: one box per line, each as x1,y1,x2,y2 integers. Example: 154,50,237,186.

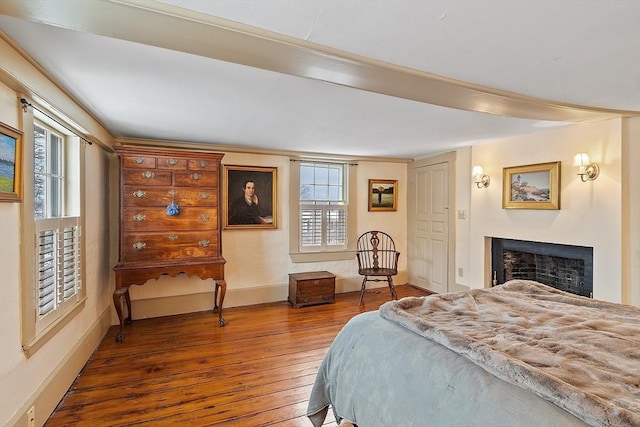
45,285,430,427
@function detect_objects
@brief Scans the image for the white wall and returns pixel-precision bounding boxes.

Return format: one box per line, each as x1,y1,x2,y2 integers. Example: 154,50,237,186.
457,120,624,302
622,116,640,306
454,146,472,288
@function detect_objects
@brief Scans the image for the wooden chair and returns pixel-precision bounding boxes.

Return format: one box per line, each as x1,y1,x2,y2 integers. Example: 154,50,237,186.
356,231,400,306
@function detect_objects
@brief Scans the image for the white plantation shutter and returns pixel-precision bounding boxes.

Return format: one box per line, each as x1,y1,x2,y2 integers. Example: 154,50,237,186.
301,208,323,247
326,208,347,246
35,217,81,329
37,229,56,316
62,225,81,300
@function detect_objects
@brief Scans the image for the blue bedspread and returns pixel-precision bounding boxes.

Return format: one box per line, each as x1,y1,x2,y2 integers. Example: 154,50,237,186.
307,311,588,427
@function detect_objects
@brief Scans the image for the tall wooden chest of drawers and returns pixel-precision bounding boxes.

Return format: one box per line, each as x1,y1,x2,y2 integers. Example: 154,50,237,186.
288,271,336,308
112,145,226,342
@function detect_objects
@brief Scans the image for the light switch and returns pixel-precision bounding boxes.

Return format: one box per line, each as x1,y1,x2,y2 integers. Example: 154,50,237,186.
457,210,467,220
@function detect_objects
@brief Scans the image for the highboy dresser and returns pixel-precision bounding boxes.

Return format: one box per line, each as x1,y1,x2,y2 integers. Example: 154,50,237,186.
113,145,226,342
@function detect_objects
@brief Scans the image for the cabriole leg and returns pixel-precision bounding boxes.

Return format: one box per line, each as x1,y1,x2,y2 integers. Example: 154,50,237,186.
113,287,130,343
214,280,227,326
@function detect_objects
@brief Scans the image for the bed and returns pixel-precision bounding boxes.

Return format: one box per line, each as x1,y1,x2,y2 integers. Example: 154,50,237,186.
307,280,640,427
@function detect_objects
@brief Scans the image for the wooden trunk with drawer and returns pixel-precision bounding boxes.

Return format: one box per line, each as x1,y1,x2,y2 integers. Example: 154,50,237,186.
288,271,336,308
112,145,226,342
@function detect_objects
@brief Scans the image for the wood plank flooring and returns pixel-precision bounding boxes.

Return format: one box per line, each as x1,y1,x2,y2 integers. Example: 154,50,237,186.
45,285,430,426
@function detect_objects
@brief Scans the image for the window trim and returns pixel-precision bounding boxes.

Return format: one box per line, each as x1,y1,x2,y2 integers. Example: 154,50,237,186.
289,159,357,263
20,106,86,357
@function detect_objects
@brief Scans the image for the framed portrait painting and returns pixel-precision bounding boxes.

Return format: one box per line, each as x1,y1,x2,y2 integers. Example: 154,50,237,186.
502,161,560,210
368,179,398,212
223,165,277,229
0,122,23,202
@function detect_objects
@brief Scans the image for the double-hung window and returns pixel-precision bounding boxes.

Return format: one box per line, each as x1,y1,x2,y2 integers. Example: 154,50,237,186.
22,113,84,353
290,160,357,262
34,121,82,331
299,161,348,251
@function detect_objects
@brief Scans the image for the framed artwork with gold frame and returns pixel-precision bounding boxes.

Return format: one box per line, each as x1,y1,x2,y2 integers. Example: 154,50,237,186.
223,165,277,229
0,121,23,202
368,179,398,212
502,161,560,210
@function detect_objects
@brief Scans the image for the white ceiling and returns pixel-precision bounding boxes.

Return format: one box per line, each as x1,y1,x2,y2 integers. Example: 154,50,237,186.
0,0,638,159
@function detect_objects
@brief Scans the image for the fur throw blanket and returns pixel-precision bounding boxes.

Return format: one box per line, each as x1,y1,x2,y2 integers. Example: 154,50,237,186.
379,280,640,427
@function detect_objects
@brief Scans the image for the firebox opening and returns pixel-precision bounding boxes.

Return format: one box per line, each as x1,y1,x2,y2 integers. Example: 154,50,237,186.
491,238,593,298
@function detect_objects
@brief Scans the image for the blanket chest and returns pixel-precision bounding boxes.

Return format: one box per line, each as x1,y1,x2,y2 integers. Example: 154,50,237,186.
288,271,336,308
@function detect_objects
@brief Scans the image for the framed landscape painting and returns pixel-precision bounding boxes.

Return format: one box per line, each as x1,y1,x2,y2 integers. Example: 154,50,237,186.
223,165,277,229
0,122,23,202
368,179,398,211
502,161,560,210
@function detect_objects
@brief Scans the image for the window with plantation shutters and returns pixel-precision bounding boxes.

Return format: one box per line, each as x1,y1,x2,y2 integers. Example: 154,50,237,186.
299,161,348,252
32,120,83,334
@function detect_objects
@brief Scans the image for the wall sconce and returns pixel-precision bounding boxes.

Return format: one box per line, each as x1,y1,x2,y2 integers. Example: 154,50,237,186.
573,153,599,182
472,165,490,188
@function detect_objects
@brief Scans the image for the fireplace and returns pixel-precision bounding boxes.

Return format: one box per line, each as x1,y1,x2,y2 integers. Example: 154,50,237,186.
491,238,593,298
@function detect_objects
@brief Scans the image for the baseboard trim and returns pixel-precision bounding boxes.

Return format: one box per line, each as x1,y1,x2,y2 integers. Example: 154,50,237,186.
130,272,409,320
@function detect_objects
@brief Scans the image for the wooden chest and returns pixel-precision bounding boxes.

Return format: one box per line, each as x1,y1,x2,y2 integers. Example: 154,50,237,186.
112,145,227,342
288,271,336,308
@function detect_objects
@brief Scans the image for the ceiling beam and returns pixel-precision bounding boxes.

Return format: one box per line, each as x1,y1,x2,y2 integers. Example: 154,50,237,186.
1,0,638,123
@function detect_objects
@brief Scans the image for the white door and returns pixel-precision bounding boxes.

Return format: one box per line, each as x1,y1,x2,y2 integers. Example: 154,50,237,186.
408,161,450,293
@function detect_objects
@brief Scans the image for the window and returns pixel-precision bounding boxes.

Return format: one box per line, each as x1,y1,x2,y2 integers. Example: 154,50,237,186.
33,121,82,332
299,161,347,251
22,111,85,354
289,160,357,262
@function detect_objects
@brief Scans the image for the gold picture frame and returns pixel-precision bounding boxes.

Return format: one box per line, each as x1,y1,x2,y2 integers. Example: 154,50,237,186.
368,179,398,212
223,165,277,229
0,122,23,202
502,161,561,210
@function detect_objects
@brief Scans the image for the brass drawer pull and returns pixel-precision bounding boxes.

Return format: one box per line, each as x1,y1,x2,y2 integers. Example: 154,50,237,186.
166,158,178,166
199,192,210,199
198,160,208,168
313,280,320,285
199,214,210,222
191,172,202,180
141,170,155,179
168,234,178,240
134,157,146,164
133,213,146,222
132,241,146,250
133,190,146,198
199,239,210,248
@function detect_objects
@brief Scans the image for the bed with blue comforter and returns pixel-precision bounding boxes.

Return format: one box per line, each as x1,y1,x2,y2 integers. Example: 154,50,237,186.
307,281,640,427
